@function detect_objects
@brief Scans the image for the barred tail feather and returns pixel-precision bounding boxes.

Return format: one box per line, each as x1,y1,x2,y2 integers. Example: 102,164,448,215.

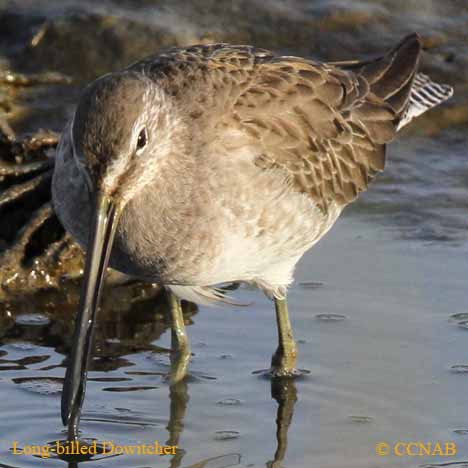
397,73,454,129
330,34,454,129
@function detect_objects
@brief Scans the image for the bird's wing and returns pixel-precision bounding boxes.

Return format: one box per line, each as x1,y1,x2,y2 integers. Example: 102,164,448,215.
227,34,422,212
131,35,422,212
231,59,393,212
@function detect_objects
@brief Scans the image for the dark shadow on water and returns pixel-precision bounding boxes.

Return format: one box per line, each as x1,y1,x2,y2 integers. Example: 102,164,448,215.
162,371,299,468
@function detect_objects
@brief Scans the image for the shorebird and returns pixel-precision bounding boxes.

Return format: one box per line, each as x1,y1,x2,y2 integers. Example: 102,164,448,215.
52,33,453,438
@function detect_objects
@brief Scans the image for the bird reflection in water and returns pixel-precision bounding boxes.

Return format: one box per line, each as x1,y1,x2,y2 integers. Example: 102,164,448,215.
163,357,300,468
52,371,298,468
2,284,298,468
268,378,298,468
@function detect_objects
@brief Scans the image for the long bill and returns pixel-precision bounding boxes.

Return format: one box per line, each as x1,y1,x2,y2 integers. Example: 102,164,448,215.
61,192,121,440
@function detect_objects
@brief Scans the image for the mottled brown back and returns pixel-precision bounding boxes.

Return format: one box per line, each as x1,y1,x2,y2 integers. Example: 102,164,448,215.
130,34,422,212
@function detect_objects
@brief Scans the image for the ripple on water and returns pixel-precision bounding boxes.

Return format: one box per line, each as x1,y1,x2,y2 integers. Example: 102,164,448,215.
420,462,468,467
186,372,217,383
348,415,374,423
83,409,164,428
125,370,165,376
219,354,234,360
15,314,50,326
315,313,347,322
12,376,63,395
0,364,26,371
450,365,468,374
14,355,50,366
299,281,324,289
214,430,241,441
449,313,468,323
102,385,159,392
88,377,133,382
137,355,217,382
217,398,243,406
194,341,208,348
8,342,36,351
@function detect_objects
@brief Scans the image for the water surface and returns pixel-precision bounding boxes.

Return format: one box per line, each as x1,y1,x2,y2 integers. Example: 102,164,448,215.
1,218,468,468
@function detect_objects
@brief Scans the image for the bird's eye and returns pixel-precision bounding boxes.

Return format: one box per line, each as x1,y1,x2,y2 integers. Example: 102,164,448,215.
136,128,147,151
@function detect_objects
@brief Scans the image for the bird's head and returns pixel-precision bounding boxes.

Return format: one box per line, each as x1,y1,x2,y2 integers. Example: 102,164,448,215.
72,71,183,208
61,70,187,430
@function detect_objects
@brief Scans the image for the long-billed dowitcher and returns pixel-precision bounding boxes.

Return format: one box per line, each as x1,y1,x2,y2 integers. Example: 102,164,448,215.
52,33,453,438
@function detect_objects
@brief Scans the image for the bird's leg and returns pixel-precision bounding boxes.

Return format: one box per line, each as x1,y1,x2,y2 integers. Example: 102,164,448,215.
167,289,190,383
168,290,189,351
270,297,298,377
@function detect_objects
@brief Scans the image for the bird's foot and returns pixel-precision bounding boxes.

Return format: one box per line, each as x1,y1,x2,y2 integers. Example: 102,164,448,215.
252,350,310,379
269,366,303,378
270,347,297,372
264,348,310,378
252,367,310,379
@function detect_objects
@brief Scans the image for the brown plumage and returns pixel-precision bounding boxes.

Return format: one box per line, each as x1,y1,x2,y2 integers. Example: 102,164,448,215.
128,34,421,213
54,33,453,299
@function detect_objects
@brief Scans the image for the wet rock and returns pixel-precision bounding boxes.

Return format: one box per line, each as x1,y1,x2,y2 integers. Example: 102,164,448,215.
0,129,85,295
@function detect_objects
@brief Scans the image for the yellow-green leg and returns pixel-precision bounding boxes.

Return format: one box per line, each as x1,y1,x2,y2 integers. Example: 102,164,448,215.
167,290,190,384
270,297,298,377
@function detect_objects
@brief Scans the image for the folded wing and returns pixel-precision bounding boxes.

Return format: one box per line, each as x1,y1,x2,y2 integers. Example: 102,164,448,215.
232,34,424,212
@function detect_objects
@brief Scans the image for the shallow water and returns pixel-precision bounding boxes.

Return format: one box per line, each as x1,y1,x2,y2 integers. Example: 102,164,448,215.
1,218,468,468
0,1,468,467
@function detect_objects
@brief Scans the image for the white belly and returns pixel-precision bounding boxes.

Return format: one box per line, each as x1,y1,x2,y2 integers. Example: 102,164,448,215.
190,163,344,293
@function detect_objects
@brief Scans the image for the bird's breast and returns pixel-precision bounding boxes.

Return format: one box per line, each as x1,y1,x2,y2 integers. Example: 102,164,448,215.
53,138,342,288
